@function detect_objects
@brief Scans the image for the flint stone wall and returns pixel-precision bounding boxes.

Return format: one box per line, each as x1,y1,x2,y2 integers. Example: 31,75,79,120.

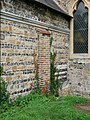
55,0,71,13
1,0,90,98
66,59,90,98
1,0,69,98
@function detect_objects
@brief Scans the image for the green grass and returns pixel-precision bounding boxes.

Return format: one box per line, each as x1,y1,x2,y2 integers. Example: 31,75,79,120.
0,93,90,120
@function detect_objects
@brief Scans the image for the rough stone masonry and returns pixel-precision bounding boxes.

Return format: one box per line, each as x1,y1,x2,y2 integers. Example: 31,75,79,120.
0,0,90,98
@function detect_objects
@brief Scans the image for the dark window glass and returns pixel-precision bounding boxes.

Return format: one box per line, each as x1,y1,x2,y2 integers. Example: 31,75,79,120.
73,1,88,53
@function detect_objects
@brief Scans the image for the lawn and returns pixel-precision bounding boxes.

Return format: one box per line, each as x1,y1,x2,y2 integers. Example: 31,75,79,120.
0,93,90,120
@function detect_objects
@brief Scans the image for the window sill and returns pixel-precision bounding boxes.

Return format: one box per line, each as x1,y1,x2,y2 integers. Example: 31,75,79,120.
70,53,90,59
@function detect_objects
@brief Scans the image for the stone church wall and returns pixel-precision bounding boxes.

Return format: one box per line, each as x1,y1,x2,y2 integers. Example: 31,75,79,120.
55,0,71,13
0,0,70,98
67,59,90,98
61,0,90,98
1,0,89,98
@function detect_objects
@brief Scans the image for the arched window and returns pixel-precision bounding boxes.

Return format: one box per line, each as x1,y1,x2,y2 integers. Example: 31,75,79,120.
73,1,88,53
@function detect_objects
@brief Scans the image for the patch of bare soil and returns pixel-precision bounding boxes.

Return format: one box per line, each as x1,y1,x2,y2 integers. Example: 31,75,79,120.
75,102,90,114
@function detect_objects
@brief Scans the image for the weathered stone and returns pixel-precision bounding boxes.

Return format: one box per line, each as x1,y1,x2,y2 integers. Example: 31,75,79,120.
1,0,90,98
